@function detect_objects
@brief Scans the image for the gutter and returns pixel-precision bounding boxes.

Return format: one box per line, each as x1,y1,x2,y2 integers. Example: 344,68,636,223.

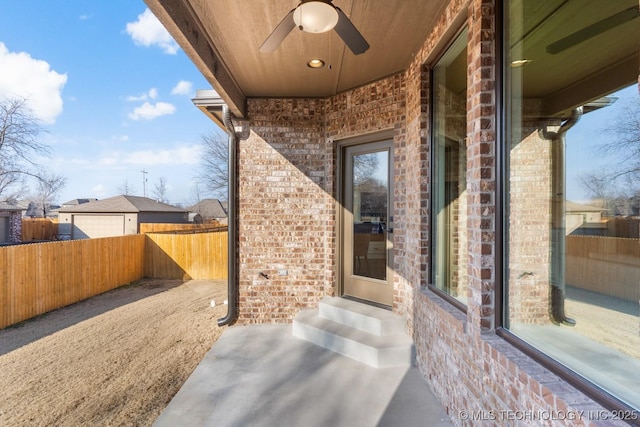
539,107,582,326
217,105,239,326
192,90,249,326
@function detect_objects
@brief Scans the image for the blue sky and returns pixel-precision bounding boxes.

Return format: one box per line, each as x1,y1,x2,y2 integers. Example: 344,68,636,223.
565,84,638,202
0,1,222,206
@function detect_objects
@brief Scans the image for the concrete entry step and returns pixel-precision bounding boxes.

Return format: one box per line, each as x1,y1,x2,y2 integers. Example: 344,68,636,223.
318,296,406,336
292,297,414,368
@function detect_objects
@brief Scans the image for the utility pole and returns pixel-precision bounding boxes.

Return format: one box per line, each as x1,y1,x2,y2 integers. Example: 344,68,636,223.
141,169,148,197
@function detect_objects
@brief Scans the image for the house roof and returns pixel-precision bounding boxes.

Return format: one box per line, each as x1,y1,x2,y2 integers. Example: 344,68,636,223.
0,201,24,212
62,198,98,206
566,201,606,213
145,1,639,120
187,199,228,219
58,195,188,214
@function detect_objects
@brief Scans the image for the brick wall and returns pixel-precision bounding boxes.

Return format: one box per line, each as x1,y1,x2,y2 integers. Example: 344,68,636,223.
400,0,622,425
233,0,625,423
238,76,407,323
239,98,335,323
9,212,21,243
508,115,555,324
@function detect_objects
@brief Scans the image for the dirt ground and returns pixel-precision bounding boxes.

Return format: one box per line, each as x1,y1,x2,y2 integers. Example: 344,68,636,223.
0,278,228,427
565,286,640,359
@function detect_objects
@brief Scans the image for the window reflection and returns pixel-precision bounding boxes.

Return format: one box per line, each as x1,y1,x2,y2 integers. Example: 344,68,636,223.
432,29,468,304
506,0,640,410
352,151,388,280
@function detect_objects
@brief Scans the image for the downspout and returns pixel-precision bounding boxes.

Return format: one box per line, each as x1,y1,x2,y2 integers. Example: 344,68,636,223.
218,106,239,326
539,106,582,326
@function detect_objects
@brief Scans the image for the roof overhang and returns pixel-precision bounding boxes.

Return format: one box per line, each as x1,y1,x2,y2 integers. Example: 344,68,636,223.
143,0,450,120
192,89,226,129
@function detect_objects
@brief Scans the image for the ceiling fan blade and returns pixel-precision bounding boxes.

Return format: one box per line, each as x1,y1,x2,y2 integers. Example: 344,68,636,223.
546,6,639,54
334,7,370,55
260,9,296,53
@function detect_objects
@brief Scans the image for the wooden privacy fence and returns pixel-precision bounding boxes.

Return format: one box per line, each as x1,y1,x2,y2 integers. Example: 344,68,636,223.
139,222,223,233
606,217,640,239
0,230,229,329
145,231,228,280
22,218,59,241
566,235,640,302
0,235,145,329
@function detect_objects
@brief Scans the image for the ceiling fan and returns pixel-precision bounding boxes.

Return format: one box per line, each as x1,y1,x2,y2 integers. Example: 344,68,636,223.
259,0,370,55
546,5,639,54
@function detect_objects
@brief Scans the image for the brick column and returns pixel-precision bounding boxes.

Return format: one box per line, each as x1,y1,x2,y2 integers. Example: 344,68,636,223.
9,212,22,243
466,0,497,333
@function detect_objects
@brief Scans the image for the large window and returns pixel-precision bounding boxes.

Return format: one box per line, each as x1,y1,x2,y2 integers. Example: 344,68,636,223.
431,29,468,305
505,0,640,410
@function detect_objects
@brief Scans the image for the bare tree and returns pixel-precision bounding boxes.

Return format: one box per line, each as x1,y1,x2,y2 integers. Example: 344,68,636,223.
33,172,66,217
152,176,169,203
189,182,205,207
198,132,228,201
581,95,640,215
353,153,380,185
0,97,49,198
117,179,136,196
580,170,610,206
596,97,640,182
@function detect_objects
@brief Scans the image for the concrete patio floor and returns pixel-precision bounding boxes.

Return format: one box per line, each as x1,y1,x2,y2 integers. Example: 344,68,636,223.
154,324,453,427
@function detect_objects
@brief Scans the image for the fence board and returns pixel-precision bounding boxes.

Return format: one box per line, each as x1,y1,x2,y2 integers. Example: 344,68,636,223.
1,230,226,329
144,231,228,280
139,223,224,234
566,235,640,302
0,235,145,329
21,218,59,241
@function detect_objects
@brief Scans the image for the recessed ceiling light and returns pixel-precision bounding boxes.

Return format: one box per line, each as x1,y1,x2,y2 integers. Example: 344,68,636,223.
307,59,325,68
511,59,532,68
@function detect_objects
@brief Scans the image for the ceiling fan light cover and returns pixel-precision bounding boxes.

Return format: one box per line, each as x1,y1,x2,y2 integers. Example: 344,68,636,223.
293,1,339,33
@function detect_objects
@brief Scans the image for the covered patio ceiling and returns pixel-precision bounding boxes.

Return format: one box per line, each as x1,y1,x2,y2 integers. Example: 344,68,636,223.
143,0,451,118
145,1,640,121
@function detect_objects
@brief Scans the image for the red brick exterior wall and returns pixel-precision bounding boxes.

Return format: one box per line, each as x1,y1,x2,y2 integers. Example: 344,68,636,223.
235,0,625,423
508,114,555,324
239,99,335,323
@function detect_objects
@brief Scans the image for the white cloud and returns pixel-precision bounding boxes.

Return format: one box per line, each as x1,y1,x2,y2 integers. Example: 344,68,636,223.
125,8,179,55
126,87,158,102
123,144,202,165
126,94,146,102
128,101,176,120
171,80,193,96
0,42,67,124
96,144,202,167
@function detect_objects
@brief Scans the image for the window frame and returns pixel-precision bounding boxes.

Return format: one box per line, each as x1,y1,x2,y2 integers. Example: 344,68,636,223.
427,25,469,313
496,0,639,416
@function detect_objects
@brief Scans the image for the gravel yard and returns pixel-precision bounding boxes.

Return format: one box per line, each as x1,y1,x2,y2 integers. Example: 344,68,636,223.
0,279,227,427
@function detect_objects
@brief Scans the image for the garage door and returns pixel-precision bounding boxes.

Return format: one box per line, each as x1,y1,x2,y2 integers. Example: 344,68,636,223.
72,215,125,239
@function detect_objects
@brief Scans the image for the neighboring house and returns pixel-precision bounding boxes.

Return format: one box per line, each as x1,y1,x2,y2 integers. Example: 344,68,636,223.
25,201,61,219
187,199,228,224
58,195,188,239
61,198,98,208
566,201,606,236
147,0,639,419
0,200,25,244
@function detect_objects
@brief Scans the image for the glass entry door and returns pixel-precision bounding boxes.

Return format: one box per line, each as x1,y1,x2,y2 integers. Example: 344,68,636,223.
342,140,393,306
